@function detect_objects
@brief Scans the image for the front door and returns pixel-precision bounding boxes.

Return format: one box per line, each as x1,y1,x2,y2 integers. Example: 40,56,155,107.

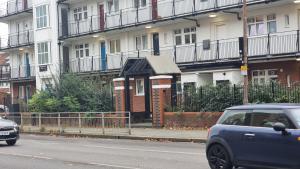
24,53,30,77
23,0,28,10
152,0,158,20
61,8,69,37
100,42,107,71
63,46,70,73
99,4,105,31
152,33,160,56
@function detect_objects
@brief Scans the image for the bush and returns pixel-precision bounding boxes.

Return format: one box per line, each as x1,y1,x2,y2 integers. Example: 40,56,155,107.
29,74,114,112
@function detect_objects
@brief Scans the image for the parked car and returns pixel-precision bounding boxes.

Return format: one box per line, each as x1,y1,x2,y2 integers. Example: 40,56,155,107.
0,116,19,146
206,104,300,169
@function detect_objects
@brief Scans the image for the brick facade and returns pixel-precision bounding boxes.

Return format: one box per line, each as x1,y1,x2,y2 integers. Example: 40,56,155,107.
249,61,300,85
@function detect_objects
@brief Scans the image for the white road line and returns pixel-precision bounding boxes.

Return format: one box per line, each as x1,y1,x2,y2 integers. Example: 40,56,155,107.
88,162,141,169
0,152,141,169
0,152,53,160
82,145,201,155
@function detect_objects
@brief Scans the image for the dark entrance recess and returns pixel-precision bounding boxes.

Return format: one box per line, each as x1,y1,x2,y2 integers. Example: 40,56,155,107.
152,0,158,20
153,33,160,56
63,46,70,73
120,57,181,123
61,8,69,37
99,4,105,31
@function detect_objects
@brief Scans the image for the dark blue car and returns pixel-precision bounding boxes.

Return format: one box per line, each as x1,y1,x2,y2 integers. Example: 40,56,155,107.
206,104,300,169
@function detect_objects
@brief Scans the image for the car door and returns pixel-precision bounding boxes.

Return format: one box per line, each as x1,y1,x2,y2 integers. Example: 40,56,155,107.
218,109,250,160
239,109,300,168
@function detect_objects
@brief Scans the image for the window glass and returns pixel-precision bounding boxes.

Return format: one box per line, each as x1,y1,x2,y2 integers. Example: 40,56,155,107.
136,79,144,96
174,27,196,45
75,44,89,58
267,14,277,34
38,42,50,65
73,6,88,21
36,5,48,28
250,110,294,129
218,110,247,126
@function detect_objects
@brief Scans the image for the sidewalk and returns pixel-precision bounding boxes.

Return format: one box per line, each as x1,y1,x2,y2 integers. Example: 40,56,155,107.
21,126,208,143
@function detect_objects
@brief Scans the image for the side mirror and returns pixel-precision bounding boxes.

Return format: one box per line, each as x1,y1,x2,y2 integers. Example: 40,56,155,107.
273,122,289,135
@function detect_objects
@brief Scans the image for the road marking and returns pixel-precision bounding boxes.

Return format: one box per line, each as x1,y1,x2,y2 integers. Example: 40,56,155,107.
0,152,141,169
82,145,201,155
0,152,53,160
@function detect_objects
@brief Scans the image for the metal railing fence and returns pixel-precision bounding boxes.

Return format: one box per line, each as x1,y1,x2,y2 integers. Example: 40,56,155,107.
0,112,131,135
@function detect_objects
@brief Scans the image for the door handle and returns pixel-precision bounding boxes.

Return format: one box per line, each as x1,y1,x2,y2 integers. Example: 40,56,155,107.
244,133,255,137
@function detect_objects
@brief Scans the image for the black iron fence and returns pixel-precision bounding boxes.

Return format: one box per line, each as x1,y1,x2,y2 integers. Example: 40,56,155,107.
171,83,300,112
0,0,33,18
0,30,34,50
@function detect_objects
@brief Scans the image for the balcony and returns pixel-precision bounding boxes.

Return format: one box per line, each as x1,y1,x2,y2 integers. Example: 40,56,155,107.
64,30,300,74
0,30,34,50
11,65,35,80
0,0,33,19
59,0,268,39
0,65,11,80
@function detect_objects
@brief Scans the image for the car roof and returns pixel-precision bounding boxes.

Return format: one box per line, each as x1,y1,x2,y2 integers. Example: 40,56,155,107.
227,103,300,110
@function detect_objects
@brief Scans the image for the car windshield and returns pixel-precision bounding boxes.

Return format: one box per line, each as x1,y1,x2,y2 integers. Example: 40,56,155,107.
290,109,300,126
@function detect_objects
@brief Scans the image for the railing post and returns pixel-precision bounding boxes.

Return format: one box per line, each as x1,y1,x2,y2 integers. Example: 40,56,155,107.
137,50,140,58
121,52,124,68
17,31,20,45
174,45,177,63
105,13,107,29
20,113,23,129
172,0,175,16
216,40,220,60
101,112,105,135
267,33,271,55
297,30,300,52
78,58,81,72
91,56,94,71
90,16,93,32
38,113,42,130
194,42,197,62
58,113,61,133
136,6,139,24
128,112,131,135
215,0,218,8
77,20,79,34
193,0,196,13
27,30,29,43
78,113,82,133
120,9,123,26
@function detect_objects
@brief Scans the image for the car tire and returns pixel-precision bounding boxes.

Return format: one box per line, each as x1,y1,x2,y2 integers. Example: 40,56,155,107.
207,144,233,169
6,139,17,146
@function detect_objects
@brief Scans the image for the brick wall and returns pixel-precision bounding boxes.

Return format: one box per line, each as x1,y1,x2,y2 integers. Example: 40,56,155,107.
249,61,300,84
164,112,223,129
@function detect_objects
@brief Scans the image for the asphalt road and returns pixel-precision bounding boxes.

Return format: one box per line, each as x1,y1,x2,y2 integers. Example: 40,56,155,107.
0,134,210,169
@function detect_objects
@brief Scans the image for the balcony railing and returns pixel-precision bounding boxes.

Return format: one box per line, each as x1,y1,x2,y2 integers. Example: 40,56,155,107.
64,30,300,74
0,0,33,18
0,65,11,80
11,65,35,79
59,0,266,38
0,30,34,50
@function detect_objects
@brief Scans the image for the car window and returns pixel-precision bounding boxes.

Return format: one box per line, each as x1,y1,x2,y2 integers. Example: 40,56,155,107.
218,110,247,126
289,109,300,127
250,109,295,129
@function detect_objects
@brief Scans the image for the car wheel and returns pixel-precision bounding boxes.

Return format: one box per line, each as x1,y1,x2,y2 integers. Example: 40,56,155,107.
207,144,233,169
6,139,17,146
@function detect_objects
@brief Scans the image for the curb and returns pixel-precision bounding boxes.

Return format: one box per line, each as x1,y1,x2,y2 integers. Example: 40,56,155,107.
21,132,207,143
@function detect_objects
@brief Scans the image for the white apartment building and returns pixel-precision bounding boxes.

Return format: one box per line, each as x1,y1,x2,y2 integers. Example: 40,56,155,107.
1,0,300,109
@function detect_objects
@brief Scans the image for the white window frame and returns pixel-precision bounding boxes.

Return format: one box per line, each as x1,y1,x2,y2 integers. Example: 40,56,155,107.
247,16,264,36
252,69,278,85
267,14,277,34
109,39,121,54
75,44,89,58
36,5,49,29
37,42,50,65
174,27,196,46
136,78,145,96
134,0,147,8
135,35,148,50
73,6,88,21
107,0,119,13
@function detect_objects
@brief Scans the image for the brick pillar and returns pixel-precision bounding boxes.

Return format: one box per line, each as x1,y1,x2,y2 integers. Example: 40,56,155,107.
150,75,173,128
113,78,126,112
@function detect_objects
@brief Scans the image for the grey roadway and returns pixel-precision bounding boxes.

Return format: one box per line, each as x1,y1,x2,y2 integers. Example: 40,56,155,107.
0,134,209,169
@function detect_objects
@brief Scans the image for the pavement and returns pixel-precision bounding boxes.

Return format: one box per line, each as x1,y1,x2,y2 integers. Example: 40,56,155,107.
0,134,209,169
21,126,208,143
